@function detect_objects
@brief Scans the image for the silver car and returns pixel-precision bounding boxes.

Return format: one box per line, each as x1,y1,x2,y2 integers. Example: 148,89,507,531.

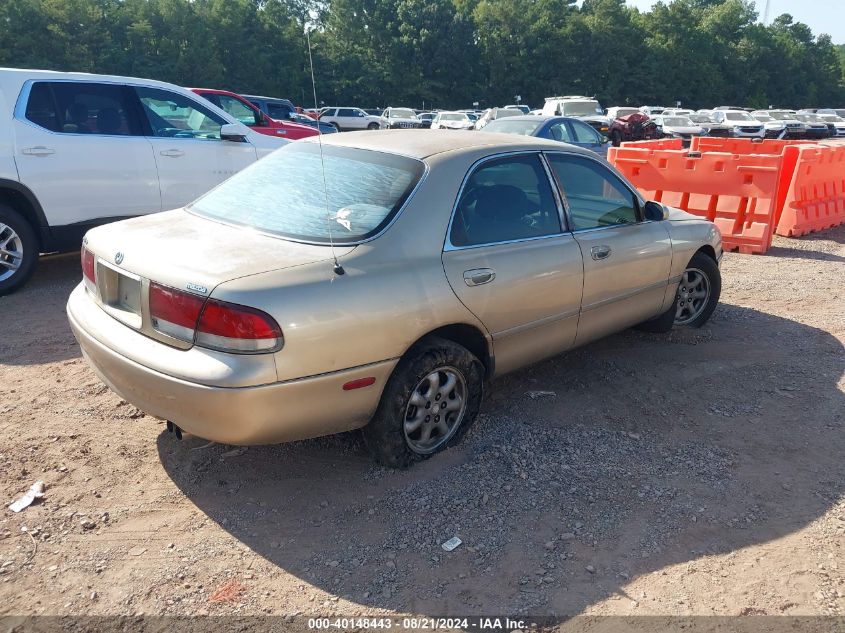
68,132,723,467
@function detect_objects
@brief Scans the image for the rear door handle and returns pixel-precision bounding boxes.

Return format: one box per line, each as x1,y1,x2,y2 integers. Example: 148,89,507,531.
463,268,496,286
21,146,55,156
591,245,612,260
159,149,185,158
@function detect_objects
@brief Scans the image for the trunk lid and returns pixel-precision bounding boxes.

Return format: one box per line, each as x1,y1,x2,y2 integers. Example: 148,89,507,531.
84,209,352,293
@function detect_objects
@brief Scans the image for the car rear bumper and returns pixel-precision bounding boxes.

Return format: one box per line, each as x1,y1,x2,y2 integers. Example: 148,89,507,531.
67,284,396,445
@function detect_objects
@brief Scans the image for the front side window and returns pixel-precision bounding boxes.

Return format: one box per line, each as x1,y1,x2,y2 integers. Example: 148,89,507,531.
25,81,141,136
267,103,293,119
570,120,600,143
451,154,561,248
134,87,226,140
191,143,425,243
215,94,261,126
548,154,640,230
547,122,573,142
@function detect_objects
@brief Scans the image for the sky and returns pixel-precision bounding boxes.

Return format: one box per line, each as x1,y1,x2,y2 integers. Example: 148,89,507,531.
624,0,845,44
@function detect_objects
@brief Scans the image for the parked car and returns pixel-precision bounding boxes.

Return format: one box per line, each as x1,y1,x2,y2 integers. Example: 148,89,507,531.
652,115,706,145
473,107,523,130
689,113,731,137
708,110,764,138
191,88,318,140
794,113,832,139
750,110,804,139
67,130,723,466
608,112,661,146
542,96,610,135
639,106,666,116
417,112,436,129
243,94,336,135
816,108,845,118
503,104,530,114
818,114,845,137
482,115,610,156
0,67,288,295
661,109,694,117
605,106,641,120
431,111,474,130
319,107,384,131
381,107,423,129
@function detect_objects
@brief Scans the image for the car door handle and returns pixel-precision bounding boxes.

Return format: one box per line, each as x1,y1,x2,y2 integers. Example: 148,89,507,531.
591,245,612,260
275,129,287,135
21,146,55,156
463,268,496,286
159,149,185,158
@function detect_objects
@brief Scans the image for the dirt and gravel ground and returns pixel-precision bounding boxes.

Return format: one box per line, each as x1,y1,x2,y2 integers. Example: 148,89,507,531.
0,226,843,624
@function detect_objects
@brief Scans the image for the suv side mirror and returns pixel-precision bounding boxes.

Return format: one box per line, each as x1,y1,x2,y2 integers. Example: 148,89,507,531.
220,123,247,142
643,200,668,221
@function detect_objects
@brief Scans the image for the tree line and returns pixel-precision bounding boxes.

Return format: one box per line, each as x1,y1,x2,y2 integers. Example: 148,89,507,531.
1,0,843,112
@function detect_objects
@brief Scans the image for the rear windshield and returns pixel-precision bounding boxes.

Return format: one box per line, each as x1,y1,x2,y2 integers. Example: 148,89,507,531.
483,119,541,136
191,143,425,244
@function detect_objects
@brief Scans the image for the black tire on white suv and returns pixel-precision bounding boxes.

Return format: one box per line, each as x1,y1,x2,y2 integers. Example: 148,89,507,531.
0,203,39,296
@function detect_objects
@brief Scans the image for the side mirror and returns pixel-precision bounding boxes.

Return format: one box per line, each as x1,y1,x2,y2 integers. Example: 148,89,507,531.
643,200,669,221
600,135,609,144
220,123,247,142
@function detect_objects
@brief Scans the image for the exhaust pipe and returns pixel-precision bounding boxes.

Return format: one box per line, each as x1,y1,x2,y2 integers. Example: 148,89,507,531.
166,420,183,440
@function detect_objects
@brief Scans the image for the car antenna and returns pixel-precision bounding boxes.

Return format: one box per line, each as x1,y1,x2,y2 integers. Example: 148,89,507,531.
307,28,344,276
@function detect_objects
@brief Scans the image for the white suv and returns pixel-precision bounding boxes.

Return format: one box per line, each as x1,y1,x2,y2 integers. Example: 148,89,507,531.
0,68,288,295
709,110,765,139
319,107,384,131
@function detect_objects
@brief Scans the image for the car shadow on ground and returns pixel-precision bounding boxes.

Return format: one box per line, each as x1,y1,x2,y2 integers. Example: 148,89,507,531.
0,253,81,366
158,302,844,616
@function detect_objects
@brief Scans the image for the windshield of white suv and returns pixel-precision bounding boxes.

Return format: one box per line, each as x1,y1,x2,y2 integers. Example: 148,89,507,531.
663,117,695,126
753,112,773,121
440,113,468,121
612,108,639,118
482,119,541,136
191,143,425,244
725,112,754,121
820,114,844,122
387,108,416,119
795,114,821,123
768,111,793,120
688,114,711,123
561,101,602,116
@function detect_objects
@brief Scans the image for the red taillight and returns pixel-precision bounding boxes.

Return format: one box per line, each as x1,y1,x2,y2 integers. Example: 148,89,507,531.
196,299,283,353
149,282,283,353
81,247,97,295
81,247,95,283
149,282,205,342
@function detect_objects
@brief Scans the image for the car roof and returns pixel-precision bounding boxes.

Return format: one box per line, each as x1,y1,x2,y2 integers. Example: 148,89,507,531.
305,129,594,160
485,115,569,123
242,94,293,103
0,66,190,92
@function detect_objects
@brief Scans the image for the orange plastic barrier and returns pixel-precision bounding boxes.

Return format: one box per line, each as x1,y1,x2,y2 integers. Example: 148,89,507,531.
689,137,808,155
620,139,683,150
776,144,845,237
609,147,786,254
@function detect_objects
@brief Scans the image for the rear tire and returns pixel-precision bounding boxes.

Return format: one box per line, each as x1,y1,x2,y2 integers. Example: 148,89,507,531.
611,130,623,147
675,252,721,328
331,122,341,132
0,203,38,296
363,338,484,468
367,122,380,130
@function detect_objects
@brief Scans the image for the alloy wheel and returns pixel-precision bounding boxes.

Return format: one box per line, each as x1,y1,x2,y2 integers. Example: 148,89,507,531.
0,222,24,282
403,366,468,454
675,268,711,325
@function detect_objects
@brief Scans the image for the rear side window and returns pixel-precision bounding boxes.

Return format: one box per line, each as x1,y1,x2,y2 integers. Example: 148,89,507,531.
24,83,59,132
134,87,226,140
337,108,357,117
25,82,141,136
191,143,425,244
451,155,561,247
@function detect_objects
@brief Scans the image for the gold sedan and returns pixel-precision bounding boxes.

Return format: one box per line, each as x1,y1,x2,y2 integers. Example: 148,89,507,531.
67,131,722,467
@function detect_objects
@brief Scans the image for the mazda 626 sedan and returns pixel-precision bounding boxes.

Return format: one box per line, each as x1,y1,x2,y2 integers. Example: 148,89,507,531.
67,131,722,467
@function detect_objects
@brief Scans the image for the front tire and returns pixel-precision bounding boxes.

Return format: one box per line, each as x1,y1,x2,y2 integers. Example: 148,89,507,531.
363,338,484,468
675,252,721,327
0,204,38,296
367,122,380,130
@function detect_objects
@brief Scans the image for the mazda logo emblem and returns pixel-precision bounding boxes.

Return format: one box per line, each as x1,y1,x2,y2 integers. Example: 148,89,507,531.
114,252,124,265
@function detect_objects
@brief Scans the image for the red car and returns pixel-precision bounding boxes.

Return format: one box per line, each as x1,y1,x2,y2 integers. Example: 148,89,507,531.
190,88,318,140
